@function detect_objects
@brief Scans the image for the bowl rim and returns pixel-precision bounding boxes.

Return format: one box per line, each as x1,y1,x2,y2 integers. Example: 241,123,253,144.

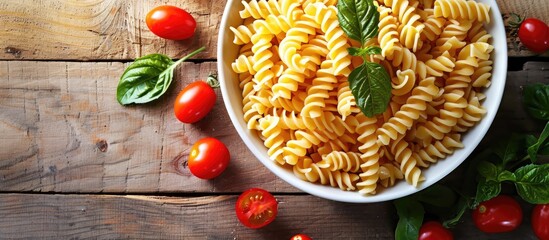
217,0,508,203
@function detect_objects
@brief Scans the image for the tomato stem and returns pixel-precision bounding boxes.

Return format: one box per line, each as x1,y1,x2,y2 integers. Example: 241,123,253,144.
508,13,524,28
206,73,220,88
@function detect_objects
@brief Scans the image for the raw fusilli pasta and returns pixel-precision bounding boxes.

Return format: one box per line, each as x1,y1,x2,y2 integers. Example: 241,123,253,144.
231,0,494,195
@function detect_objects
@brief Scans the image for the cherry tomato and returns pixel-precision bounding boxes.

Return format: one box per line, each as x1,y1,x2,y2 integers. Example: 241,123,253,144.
418,221,453,240
518,17,549,53
187,137,230,179
472,195,523,233
174,80,216,124
146,5,196,40
532,204,549,240
290,234,312,240
236,188,278,229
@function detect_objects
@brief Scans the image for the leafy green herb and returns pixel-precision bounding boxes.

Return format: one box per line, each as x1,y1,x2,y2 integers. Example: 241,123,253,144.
493,134,524,168
514,164,549,204
527,121,549,163
473,178,501,207
117,47,206,105
337,0,379,45
394,197,424,240
337,0,391,117
523,83,549,120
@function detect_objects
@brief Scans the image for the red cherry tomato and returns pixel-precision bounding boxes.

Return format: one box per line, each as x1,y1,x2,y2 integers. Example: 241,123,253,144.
174,81,216,124
472,195,523,233
187,137,230,179
518,18,549,53
146,5,196,40
236,188,278,229
418,221,453,240
290,234,312,240
532,204,549,240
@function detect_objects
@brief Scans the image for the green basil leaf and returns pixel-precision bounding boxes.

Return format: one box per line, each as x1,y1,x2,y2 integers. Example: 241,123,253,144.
497,170,516,182
493,134,524,168
523,83,549,120
363,46,382,55
117,54,174,105
476,161,498,181
527,121,549,163
514,164,549,204
337,0,379,45
348,46,382,57
415,184,457,208
394,198,424,240
349,62,391,117
116,47,205,105
347,47,369,56
473,178,501,208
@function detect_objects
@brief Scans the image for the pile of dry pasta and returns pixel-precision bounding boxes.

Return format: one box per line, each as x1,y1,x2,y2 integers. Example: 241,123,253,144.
230,0,494,195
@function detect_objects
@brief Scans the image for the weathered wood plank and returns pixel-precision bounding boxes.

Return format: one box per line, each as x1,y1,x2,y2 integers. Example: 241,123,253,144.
0,193,538,239
1,61,549,193
0,0,547,60
0,0,222,60
0,61,294,193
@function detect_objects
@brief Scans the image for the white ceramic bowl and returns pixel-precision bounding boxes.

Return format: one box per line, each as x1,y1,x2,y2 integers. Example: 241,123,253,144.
217,0,507,203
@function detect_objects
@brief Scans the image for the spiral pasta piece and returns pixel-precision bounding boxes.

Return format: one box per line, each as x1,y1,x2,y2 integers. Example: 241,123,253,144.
416,89,468,141
259,116,287,165
390,135,423,186
240,0,281,19
416,133,463,166
355,113,381,195
434,0,491,23
317,151,362,173
305,3,352,76
302,61,337,118
378,162,404,188
377,77,440,145
293,157,360,191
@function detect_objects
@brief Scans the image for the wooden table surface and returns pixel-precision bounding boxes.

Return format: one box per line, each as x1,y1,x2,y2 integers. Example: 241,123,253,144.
1,0,548,239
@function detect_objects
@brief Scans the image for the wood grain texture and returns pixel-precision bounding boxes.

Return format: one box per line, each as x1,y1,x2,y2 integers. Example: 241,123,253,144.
0,0,221,60
0,61,294,193
0,193,539,239
0,0,547,60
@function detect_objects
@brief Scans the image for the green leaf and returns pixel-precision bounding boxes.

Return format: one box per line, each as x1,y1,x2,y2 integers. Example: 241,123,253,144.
473,178,501,208
337,0,379,45
347,46,382,57
497,170,516,182
363,46,382,55
476,161,498,181
527,121,549,163
523,83,549,120
493,134,524,168
348,62,392,117
394,198,424,240
514,164,549,204
116,47,205,105
347,47,369,56
415,184,457,208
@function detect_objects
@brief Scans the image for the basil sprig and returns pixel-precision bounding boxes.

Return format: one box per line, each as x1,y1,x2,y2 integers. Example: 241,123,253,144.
337,0,391,117
117,47,206,105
